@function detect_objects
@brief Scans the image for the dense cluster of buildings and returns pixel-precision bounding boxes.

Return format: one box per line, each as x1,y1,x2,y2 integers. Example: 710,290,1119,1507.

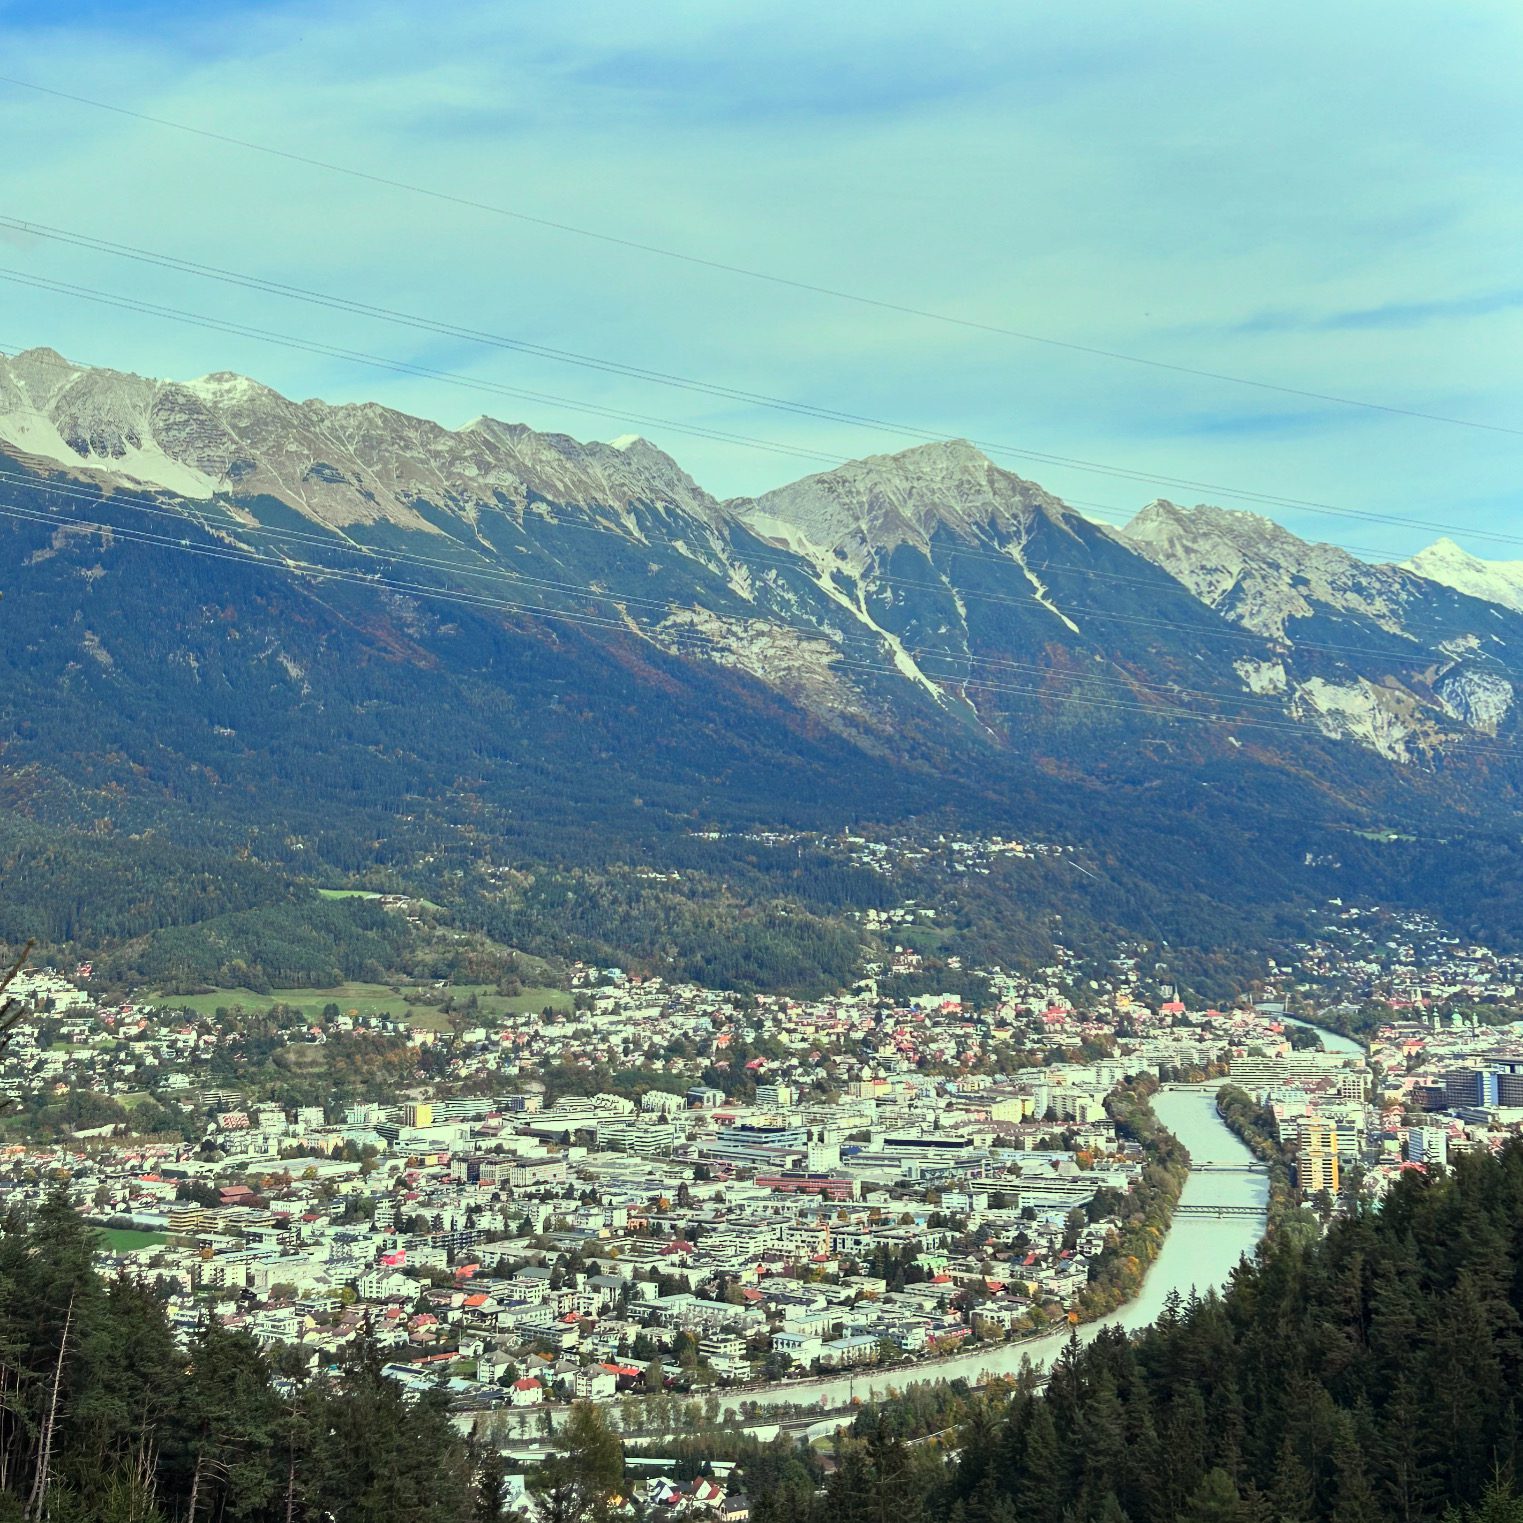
4,891,1523,1427
1222,902,1523,1199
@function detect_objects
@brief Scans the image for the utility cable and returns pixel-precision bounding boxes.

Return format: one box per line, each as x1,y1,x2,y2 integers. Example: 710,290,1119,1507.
4,471,1519,756
1,76,1515,439
5,265,1522,557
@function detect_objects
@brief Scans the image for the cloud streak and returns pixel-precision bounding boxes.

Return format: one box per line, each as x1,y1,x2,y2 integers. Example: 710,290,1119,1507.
1237,288,1523,335
0,0,1519,564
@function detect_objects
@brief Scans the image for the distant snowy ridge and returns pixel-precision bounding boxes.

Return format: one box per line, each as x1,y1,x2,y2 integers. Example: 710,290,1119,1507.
1405,537,1523,616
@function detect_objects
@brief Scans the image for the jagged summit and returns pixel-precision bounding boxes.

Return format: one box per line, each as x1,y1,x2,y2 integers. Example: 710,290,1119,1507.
5,345,69,368
1126,499,1346,564
0,347,724,532
1123,498,1418,640
732,439,1073,565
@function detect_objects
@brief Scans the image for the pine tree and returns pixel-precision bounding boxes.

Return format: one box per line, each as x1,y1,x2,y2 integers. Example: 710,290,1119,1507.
1092,1493,1130,1523
1014,1398,1062,1523
1076,1373,1126,1511
172,1320,284,1523
476,1448,511,1523
1328,1412,1378,1523
1177,1468,1246,1523
1267,1433,1316,1523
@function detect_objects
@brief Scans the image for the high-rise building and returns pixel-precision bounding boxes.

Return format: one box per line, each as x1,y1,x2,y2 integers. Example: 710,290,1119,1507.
1494,1065,1523,1108
1298,1119,1340,1197
1406,1127,1449,1169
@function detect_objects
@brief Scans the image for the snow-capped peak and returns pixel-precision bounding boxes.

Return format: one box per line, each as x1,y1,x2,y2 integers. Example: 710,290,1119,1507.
181,371,275,406
0,347,723,532
1405,537,1523,616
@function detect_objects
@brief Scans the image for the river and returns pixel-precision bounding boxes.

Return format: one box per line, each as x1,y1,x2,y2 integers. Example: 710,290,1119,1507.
709,1086,1271,1416
1281,1015,1365,1058
487,1022,1367,1434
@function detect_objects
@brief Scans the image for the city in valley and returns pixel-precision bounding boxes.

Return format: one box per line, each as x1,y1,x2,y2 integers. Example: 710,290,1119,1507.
8,847,1523,1511
2,9,1516,1521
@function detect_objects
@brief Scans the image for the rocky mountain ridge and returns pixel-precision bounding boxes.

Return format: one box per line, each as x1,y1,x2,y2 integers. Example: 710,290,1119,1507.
0,346,726,531
4,344,1521,772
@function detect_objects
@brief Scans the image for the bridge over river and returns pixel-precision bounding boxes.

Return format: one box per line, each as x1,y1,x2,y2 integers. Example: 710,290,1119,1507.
457,1087,1276,1441
1173,1203,1267,1218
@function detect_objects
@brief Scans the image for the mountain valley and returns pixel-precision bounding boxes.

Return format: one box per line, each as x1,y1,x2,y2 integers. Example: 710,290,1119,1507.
4,345,1522,987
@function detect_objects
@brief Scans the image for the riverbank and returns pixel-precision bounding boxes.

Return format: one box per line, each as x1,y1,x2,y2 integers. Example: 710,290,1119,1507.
1215,1084,1318,1246
701,1087,1268,1418
462,1088,1272,1439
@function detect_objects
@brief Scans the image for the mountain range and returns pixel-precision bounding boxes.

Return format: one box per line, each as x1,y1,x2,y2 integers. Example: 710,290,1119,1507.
4,345,1523,977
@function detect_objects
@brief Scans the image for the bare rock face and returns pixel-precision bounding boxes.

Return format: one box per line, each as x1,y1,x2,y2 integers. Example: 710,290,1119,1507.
0,348,726,536
733,439,1073,567
5,345,1523,769
1123,500,1420,640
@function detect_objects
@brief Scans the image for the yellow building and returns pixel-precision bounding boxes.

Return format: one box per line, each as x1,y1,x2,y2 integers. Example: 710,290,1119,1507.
1298,1119,1340,1197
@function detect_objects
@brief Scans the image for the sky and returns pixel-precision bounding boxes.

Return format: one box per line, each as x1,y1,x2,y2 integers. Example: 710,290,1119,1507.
0,0,1519,560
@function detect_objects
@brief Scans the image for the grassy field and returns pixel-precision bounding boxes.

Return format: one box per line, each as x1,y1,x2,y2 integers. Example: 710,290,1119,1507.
455,983,574,1016
891,924,955,955
153,982,414,1019
96,1228,167,1251
152,980,572,1024
316,887,446,912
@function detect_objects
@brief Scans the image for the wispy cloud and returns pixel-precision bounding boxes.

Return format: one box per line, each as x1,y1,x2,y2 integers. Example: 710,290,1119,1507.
1236,288,1523,335
0,0,1518,557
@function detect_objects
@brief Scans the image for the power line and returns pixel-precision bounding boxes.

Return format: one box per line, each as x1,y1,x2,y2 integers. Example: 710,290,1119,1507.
0,312,1319,543
0,481,1344,730
0,490,1362,739
3,464,1518,755
0,270,842,470
0,464,1312,716
5,216,962,439
2,74,1516,440
0,324,1498,678
9,218,1523,553
7,263,1523,557
0,463,703,617
0,353,1417,562
0,455,1477,673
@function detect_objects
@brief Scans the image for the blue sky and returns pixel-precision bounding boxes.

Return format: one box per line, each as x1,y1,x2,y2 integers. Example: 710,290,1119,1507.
1,0,1519,558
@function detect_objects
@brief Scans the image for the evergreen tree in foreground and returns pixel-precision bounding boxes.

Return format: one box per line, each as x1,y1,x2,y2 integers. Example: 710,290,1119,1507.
0,1192,474,1523
761,1140,1523,1523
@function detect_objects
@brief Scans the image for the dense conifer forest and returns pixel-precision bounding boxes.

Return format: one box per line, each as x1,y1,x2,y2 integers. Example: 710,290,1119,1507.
753,1140,1523,1523
0,1195,475,1523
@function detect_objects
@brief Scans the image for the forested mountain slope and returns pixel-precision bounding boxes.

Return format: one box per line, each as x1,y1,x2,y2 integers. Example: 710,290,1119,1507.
7,347,1523,982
